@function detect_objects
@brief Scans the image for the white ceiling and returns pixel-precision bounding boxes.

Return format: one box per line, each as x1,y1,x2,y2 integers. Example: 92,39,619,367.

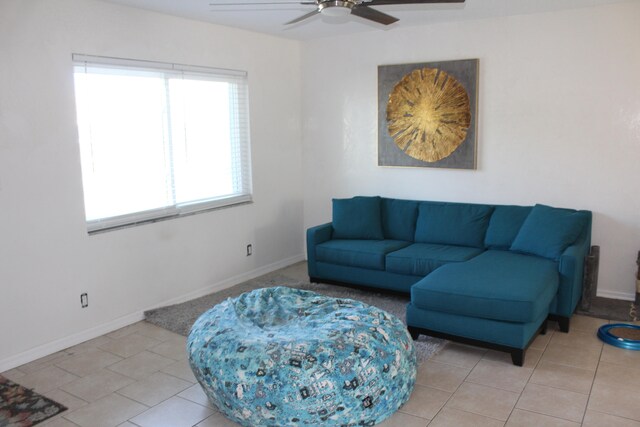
99,0,626,40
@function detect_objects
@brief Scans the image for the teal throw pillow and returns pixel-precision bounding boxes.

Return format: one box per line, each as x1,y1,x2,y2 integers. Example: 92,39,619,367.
414,202,494,248
484,205,532,249
510,204,588,260
381,198,419,241
332,196,384,240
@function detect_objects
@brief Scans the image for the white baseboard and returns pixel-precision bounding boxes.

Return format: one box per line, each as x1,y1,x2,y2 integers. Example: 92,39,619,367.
0,254,305,373
596,289,636,301
146,254,306,309
0,311,144,374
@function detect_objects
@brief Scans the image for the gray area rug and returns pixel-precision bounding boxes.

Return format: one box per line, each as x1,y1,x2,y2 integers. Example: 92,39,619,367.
145,275,444,363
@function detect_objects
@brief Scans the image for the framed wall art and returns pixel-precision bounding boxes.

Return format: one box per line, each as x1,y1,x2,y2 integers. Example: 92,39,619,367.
378,59,478,169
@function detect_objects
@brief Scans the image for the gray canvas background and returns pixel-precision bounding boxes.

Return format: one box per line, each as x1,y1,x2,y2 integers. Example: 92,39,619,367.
378,59,478,169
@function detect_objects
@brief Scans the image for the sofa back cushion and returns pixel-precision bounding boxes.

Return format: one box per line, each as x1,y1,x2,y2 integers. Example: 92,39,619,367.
510,204,589,260
414,202,494,248
381,198,419,241
484,205,532,249
332,196,384,240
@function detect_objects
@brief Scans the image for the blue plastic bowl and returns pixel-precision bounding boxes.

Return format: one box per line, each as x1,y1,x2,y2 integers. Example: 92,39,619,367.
597,323,640,350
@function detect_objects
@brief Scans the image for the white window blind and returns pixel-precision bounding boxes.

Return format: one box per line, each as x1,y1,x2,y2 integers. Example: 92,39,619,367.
72,54,252,233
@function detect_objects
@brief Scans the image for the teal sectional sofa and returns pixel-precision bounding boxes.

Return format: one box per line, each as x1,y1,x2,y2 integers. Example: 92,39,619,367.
306,196,592,366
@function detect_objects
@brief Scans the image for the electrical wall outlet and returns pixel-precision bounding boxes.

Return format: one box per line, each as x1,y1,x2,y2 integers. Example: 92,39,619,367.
246,244,252,256
80,293,88,308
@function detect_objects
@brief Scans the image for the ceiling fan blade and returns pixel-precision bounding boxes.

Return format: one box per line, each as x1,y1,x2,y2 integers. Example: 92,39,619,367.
209,1,316,6
285,9,320,24
351,4,398,25
363,0,464,5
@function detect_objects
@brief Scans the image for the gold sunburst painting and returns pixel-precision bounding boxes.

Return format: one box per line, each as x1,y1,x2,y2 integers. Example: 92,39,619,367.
378,59,478,169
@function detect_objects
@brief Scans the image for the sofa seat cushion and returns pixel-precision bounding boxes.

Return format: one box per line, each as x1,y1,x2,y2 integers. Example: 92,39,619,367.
411,250,559,323
386,243,484,276
316,239,411,271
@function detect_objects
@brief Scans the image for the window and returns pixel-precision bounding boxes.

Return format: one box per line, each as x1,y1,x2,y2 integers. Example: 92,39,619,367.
72,54,252,233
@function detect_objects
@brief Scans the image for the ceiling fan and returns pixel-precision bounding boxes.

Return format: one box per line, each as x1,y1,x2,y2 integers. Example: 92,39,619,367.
209,0,465,26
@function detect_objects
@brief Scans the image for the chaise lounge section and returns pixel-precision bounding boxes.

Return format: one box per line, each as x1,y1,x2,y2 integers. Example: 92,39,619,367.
307,196,592,365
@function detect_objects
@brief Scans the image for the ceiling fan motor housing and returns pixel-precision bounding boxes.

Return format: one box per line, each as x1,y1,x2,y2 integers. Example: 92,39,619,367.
319,0,356,16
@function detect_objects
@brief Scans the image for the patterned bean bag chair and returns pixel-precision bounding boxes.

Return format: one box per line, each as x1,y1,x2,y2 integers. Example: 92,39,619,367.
187,286,416,426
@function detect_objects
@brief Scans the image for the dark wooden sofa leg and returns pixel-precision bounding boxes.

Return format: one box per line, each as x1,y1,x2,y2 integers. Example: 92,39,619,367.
510,349,525,367
558,317,570,333
540,320,548,335
407,326,420,340
407,325,531,367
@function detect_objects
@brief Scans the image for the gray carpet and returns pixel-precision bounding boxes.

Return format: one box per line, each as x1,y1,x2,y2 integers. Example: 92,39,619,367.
577,296,639,322
145,275,444,363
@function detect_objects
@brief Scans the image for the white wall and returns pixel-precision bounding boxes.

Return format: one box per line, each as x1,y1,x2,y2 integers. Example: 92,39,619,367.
0,0,303,370
302,2,640,300
2,0,639,371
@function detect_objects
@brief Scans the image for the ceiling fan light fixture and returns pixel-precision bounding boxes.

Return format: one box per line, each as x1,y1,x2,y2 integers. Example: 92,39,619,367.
319,0,354,17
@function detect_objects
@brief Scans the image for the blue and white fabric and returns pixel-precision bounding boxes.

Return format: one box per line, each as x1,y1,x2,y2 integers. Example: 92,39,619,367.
187,286,416,426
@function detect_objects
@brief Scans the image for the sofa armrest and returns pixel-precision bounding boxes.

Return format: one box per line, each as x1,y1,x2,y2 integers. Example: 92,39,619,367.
554,209,592,318
557,240,590,317
306,223,333,278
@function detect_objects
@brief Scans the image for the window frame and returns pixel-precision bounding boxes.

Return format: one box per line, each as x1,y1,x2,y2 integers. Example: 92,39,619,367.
72,54,253,234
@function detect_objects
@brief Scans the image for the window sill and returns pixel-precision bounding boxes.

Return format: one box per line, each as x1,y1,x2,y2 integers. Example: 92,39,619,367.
87,197,253,235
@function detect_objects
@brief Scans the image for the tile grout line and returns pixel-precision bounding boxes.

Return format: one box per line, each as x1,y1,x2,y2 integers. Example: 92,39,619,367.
512,407,582,425
507,325,553,425
586,409,640,425
420,345,486,423
124,395,213,426
580,337,605,426
521,381,592,396
57,415,82,426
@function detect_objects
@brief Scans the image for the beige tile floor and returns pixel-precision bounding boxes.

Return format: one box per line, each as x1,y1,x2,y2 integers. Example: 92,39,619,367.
3,263,640,426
